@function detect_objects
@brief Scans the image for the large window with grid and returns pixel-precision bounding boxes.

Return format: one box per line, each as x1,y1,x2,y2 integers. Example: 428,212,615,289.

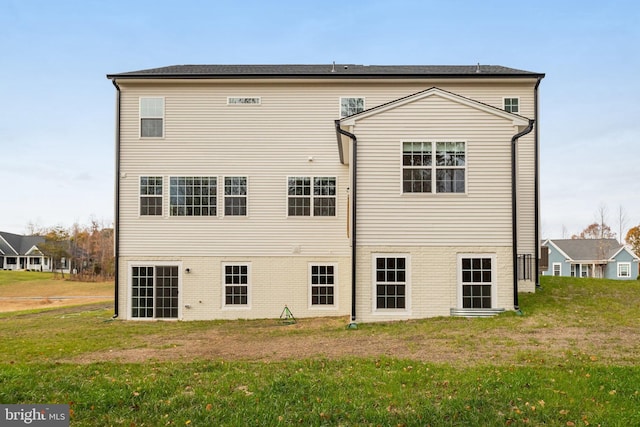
310,264,336,306
224,264,249,306
402,142,465,193
224,177,247,216
340,97,365,118
287,177,336,216
140,176,163,216
374,256,408,310
169,177,217,216
131,265,179,319
140,97,164,138
459,255,494,309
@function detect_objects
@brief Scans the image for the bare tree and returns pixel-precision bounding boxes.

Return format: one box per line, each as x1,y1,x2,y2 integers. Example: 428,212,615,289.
595,203,610,239
618,205,628,244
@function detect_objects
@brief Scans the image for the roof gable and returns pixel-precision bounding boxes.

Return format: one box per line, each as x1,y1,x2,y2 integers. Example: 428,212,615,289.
609,245,640,261
0,232,45,256
340,87,530,127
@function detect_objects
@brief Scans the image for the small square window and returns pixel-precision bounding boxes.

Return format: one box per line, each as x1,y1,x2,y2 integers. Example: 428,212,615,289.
504,98,519,114
340,97,365,118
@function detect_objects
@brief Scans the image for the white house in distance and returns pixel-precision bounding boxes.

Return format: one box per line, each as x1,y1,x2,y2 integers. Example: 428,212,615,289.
0,231,51,271
107,64,544,323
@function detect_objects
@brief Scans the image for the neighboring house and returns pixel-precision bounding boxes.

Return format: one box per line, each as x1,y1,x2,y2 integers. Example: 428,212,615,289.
107,64,544,323
0,231,52,271
542,239,639,280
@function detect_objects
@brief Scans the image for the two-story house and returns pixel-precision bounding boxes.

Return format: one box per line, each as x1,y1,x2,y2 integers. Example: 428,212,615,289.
107,64,544,323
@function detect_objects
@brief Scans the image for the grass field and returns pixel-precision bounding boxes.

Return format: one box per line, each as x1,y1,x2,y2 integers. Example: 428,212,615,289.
0,273,639,426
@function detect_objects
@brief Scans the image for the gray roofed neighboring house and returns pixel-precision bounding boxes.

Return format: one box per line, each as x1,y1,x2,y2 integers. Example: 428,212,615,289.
542,238,639,280
0,231,45,255
0,231,67,272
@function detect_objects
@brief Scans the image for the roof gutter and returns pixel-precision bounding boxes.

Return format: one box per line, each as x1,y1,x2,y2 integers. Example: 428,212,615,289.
512,119,535,312
111,79,121,319
105,73,544,81
334,120,358,327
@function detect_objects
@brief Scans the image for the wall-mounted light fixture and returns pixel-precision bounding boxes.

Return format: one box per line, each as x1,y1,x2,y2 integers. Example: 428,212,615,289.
185,268,191,273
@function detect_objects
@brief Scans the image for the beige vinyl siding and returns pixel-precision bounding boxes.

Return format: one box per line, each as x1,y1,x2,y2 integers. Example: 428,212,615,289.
352,93,523,247
118,82,353,257
118,80,536,257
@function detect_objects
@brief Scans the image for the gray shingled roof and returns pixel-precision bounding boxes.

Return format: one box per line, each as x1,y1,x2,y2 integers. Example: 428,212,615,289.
549,239,622,261
107,64,544,79
0,232,45,256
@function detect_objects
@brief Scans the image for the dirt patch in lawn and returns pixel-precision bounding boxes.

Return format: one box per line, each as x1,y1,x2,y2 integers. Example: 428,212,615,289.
0,280,113,313
68,313,640,367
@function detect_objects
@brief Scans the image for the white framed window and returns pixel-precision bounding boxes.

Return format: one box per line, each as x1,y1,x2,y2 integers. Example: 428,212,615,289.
618,262,631,278
309,263,337,308
340,97,365,118
458,254,496,309
169,176,217,216
140,97,164,138
287,176,336,216
402,141,466,194
373,254,410,312
504,97,519,114
223,263,250,307
227,97,261,105
224,177,247,216
130,264,180,319
140,176,163,216
553,263,561,276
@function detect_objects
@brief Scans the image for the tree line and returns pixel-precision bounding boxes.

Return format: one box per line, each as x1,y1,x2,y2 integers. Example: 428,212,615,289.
564,204,640,257
27,220,114,280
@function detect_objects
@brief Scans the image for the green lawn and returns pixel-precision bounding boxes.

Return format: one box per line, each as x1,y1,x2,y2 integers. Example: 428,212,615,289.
0,270,54,285
0,275,639,426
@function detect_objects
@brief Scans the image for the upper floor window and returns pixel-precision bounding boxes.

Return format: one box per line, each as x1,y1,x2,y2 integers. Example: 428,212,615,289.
170,177,217,216
140,176,163,216
504,97,519,114
402,142,465,194
140,97,164,138
287,177,336,217
224,177,247,216
340,97,365,118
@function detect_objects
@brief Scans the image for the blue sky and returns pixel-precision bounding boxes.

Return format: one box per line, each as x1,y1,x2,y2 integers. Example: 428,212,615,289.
1,0,639,239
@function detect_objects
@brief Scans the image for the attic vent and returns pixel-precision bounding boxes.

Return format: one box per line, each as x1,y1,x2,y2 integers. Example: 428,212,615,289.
331,61,336,73
476,63,481,73
227,97,261,105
